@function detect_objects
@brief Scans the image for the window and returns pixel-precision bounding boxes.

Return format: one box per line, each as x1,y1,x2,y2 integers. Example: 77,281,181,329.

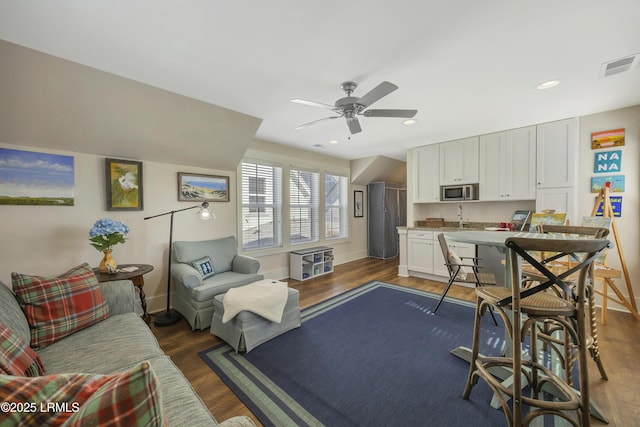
240,159,349,251
241,161,282,250
290,168,319,244
325,173,348,239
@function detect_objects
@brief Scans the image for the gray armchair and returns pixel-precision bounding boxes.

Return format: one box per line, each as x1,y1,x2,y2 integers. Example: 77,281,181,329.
171,235,263,330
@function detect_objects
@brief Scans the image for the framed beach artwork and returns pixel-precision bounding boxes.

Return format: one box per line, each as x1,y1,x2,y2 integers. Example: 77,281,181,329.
178,172,229,202
105,158,143,211
0,148,75,206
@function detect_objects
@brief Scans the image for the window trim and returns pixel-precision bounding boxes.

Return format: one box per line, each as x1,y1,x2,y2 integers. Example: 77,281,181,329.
238,158,351,256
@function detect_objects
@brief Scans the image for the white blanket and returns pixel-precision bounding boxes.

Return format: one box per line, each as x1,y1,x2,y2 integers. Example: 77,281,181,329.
222,280,289,324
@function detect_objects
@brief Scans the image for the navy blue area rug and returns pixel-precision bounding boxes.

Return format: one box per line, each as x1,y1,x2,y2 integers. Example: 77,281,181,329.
199,281,509,427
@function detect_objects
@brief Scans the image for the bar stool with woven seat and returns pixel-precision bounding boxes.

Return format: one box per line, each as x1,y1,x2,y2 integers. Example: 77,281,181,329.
462,236,610,427
528,224,610,385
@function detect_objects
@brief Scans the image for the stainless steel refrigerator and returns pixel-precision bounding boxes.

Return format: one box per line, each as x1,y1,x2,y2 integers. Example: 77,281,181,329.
367,182,406,259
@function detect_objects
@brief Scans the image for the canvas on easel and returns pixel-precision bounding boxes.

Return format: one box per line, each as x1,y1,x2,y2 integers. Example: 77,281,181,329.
529,212,566,232
582,216,612,264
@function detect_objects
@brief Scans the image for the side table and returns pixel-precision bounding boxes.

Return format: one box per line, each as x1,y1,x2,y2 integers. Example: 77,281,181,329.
92,264,154,322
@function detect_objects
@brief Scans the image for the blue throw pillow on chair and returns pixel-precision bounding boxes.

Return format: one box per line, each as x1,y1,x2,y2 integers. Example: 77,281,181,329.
191,256,215,279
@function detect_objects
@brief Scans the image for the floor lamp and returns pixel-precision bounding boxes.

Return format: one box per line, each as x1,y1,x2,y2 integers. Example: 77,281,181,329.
144,201,215,326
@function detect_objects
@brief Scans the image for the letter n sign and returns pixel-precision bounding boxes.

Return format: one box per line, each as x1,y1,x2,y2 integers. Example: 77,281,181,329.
594,150,622,173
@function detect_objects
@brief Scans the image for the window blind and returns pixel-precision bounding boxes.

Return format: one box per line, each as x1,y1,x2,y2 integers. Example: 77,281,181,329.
290,167,319,244
241,161,282,250
325,173,348,239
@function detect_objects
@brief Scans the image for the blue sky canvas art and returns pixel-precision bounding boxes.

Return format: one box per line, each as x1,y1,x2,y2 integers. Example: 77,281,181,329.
0,148,75,205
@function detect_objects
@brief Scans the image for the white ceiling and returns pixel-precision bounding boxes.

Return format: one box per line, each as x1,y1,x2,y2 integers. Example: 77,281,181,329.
1,0,640,161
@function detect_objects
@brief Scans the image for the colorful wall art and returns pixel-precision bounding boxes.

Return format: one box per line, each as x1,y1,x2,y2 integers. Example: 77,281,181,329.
594,150,622,173
106,158,143,210
0,148,75,206
591,128,625,149
590,175,625,193
594,197,622,217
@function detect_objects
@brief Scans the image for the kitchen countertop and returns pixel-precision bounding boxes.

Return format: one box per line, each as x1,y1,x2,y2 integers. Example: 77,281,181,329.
399,221,503,231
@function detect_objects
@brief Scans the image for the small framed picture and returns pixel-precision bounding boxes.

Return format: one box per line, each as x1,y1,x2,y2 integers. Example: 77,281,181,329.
178,172,230,202
105,158,143,211
354,190,364,217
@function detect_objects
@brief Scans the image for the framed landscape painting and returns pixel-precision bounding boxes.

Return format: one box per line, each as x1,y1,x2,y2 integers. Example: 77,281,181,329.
106,158,143,211
0,148,75,206
178,172,229,202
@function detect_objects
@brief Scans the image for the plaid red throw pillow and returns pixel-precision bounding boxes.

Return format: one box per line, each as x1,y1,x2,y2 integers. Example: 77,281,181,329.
11,263,109,349
0,324,46,376
64,361,166,427
0,362,165,427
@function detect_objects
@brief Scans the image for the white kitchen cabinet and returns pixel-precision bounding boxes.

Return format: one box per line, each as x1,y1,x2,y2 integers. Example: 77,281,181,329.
439,136,479,185
479,126,536,201
407,230,475,280
535,188,574,221
433,238,476,277
536,118,579,223
413,144,440,203
407,230,434,273
536,118,578,189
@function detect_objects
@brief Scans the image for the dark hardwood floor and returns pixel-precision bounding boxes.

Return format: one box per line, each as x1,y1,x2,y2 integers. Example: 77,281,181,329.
151,257,640,426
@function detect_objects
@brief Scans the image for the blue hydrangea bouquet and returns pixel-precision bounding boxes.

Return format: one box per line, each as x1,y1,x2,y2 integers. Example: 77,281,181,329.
89,218,130,252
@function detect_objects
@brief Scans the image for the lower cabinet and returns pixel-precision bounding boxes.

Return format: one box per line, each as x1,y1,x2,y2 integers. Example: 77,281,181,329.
407,231,434,273
406,230,475,280
441,240,477,276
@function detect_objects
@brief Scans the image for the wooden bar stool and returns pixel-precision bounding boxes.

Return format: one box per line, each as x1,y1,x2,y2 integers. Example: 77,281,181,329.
462,236,610,426
530,225,610,384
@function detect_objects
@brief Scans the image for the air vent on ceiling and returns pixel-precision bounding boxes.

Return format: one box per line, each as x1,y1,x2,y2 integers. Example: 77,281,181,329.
599,53,640,78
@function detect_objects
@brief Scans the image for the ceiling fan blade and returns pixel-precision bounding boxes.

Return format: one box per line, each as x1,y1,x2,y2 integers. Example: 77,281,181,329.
295,116,340,130
363,109,418,118
357,81,398,108
346,117,362,134
290,98,336,110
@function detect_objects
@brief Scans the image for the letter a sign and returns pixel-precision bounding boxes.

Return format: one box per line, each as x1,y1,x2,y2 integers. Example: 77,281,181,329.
594,150,622,173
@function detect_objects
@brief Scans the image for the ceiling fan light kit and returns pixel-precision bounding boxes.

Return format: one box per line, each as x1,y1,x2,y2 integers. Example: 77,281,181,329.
292,81,417,135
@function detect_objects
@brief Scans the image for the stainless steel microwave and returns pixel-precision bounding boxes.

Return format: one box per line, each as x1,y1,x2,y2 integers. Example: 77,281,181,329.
441,184,479,201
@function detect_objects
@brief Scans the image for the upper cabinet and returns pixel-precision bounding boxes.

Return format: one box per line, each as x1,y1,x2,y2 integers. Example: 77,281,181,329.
413,144,440,203
535,117,579,223
536,118,578,189
439,136,479,185
479,126,536,201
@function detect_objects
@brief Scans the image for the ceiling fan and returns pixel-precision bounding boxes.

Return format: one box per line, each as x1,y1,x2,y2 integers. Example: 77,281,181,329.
291,81,417,135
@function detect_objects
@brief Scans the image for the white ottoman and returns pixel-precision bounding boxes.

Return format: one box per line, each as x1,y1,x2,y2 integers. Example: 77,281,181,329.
210,281,301,353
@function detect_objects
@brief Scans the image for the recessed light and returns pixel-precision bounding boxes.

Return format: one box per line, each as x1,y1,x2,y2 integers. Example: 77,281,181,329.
403,119,417,125
537,80,560,90
329,140,339,144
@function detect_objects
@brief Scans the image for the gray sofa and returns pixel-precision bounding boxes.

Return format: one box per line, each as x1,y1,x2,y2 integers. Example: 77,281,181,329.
171,236,263,330
0,279,255,427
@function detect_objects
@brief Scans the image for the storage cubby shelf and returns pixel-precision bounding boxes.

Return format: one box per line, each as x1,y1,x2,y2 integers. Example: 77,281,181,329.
289,246,334,281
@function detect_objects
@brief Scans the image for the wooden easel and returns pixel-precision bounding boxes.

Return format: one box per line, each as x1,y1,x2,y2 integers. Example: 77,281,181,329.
590,183,639,323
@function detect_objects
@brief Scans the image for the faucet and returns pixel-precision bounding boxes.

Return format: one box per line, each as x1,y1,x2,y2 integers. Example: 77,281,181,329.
458,204,464,229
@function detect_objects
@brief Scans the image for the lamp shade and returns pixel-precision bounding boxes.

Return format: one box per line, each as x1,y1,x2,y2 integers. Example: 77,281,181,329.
198,202,215,220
